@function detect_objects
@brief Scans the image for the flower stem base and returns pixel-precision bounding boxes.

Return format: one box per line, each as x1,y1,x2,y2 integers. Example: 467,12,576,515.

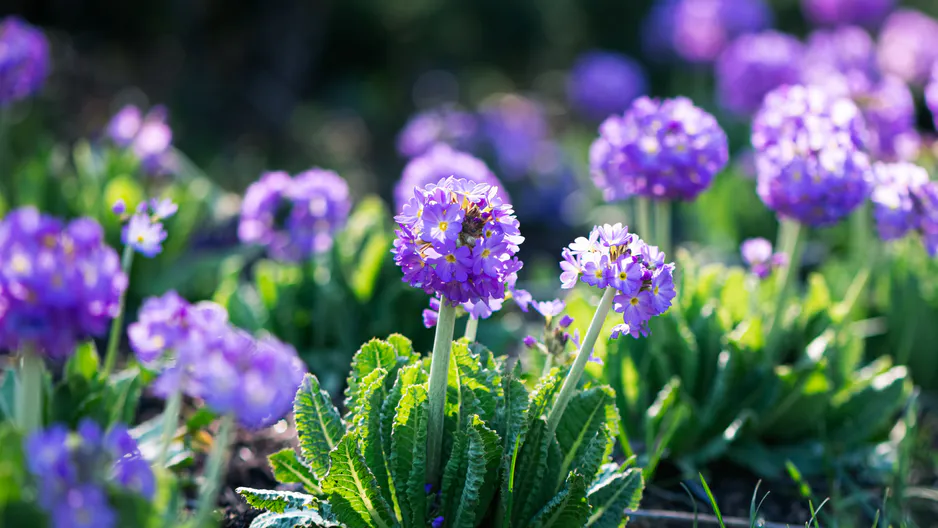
426,301,457,486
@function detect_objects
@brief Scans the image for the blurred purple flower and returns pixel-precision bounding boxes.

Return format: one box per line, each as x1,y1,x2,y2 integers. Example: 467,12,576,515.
532,299,565,318
0,17,49,105
105,104,176,176
716,31,803,116
877,9,938,86
802,0,895,29
567,50,647,120
122,211,167,258
479,94,551,179
395,143,507,213
740,237,787,278
927,65,938,131
396,106,478,158
523,335,537,348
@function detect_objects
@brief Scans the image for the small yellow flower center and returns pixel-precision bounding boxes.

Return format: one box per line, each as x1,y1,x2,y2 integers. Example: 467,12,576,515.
630,296,639,306
137,234,145,243
439,221,449,232
445,254,457,263
653,286,659,295
11,254,29,274
482,249,491,258
619,272,627,280
594,269,603,278
42,235,57,248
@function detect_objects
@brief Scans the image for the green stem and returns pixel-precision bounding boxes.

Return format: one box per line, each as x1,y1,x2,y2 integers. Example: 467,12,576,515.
464,317,478,342
193,414,235,528
654,200,672,256
546,287,616,436
102,244,135,377
426,301,457,485
636,197,652,242
850,203,870,264
540,349,554,379
15,347,43,434
765,219,805,361
155,387,183,468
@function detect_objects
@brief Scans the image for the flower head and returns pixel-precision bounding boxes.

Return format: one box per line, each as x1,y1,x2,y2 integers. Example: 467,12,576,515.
567,50,647,120
122,212,167,258
590,96,729,201
752,85,872,226
877,9,938,86
802,0,894,28
395,144,508,213
559,224,675,337
0,17,49,105
239,169,351,261
105,105,176,176
479,93,551,179
0,209,127,358
393,176,523,306
396,106,478,158
532,299,565,319
927,65,938,131
716,31,803,116
740,237,787,278
870,162,938,253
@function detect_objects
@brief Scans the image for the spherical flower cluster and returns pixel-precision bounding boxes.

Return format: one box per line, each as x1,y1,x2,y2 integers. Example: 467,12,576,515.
802,27,919,161
642,0,773,64
479,93,551,179
104,105,176,176
129,291,307,428
0,17,49,105
870,162,938,255
395,144,508,213
590,96,729,201
802,0,895,28
752,85,872,226
25,419,154,528
876,9,938,86
716,31,804,116
0,208,127,358
396,106,478,158
740,237,788,279
567,50,647,121
393,176,523,306
559,223,676,338
239,168,351,261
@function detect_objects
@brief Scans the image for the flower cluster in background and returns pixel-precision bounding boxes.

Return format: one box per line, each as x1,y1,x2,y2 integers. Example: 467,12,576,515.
590,96,729,202
752,85,872,226
0,208,127,359
105,105,177,176
716,31,803,117
0,16,49,105
393,176,523,306
25,420,155,528
876,9,938,86
560,223,675,338
871,162,938,255
395,106,478,158
740,237,788,279
128,291,307,428
239,168,351,262
567,50,648,121
801,0,895,28
395,143,508,213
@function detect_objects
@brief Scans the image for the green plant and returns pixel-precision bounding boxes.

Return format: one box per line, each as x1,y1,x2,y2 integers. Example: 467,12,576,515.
239,334,643,527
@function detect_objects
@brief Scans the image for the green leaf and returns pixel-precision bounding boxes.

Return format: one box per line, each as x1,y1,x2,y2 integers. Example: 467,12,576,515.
390,385,429,528
237,487,315,514
827,363,911,445
528,472,591,528
381,364,427,470
323,433,396,528
511,418,561,527
386,334,416,359
1,369,17,421
529,368,564,421
65,341,99,381
450,416,501,528
345,339,400,418
295,374,346,480
250,510,342,528
497,367,530,524
357,369,398,516
269,448,321,495
441,386,484,521
585,465,644,528
553,387,615,494
106,367,143,427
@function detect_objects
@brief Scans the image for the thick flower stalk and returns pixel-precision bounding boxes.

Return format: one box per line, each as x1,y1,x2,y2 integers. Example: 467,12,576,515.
105,105,176,176
590,96,729,203
393,175,522,484
870,161,938,256
801,0,894,28
239,168,351,261
567,50,647,121
25,419,155,528
716,31,803,117
0,16,49,105
395,143,508,213
396,106,478,158
549,223,675,434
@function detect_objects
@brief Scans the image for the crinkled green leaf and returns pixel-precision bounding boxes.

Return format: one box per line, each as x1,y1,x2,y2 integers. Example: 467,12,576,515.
585,465,644,528
294,374,345,480
450,416,501,528
448,341,499,423
511,418,561,527
269,448,321,495
497,365,530,524
346,339,400,418
357,369,398,516
250,509,342,528
553,387,615,494
441,385,484,521
528,472,591,528
386,334,416,360
323,433,396,528
529,368,564,421
390,385,429,528
237,487,315,514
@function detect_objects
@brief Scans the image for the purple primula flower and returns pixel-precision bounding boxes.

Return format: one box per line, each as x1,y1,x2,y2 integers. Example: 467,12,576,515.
395,143,508,213
111,199,126,216
532,299,566,318
802,0,894,28
105,105,176,176
581,255,612,289
0,17,50,105
149,198,178,219
590,96,729,202
523,335,538,348
716,31,803,117
877,9,938,86
106,106,141,148
239,168,351,261
610,258,644,296
557,315,574,329
53,485,116,528
479,93,551,179
752,85,872,226
122,212,167,257
393,176,524,306
510,288,533,312
642,0,773,64
0,209,127,358
740,237,785,279
559,249,583,289
396,106,478,158
869,161,938,256
567,50,647,121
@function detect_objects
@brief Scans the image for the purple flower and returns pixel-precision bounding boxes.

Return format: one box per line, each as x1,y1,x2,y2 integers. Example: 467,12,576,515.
523,335,538,348
105,105,176,176
614,291,655,331
111,199,126,216
53,485,116,528
479,94,551,179
393,176,524,306
395,144,508,213
567,50,647,120
802,0,894,28
557,315,574,329
122,212,167,257
752,85,872,226
927,65,938,131
239,169,351,261
643,0,773,64
432,516,445,528
716,31,803,117
0,17,49,105
610,258,644,296
396,107,478,158
0,209,127,359
509,287,532,312
149,198,178,220
532,299,565,318
877,9,938,86
590,96,729,202
740,237,785,279
870,162,930,242
106,106,142,148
